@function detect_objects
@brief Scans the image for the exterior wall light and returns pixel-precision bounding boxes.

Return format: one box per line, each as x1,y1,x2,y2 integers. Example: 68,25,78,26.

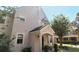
37,34,40,38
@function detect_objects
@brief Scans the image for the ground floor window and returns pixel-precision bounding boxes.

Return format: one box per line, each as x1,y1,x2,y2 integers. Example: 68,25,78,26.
63,38,68,42
70,37,77,41
0,16,5,24
17,34,23,44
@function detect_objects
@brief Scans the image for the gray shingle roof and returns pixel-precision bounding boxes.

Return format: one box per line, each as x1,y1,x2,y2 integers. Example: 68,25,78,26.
30,26,45,32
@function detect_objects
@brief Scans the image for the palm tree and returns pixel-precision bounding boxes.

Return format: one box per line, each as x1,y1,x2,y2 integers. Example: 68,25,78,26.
51,15,69,47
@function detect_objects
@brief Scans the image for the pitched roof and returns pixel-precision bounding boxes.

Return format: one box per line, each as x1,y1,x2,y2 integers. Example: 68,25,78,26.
30,26,45,32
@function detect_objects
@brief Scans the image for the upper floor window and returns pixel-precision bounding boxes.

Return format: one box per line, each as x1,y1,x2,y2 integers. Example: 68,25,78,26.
17,16,25,22
0,16,5,24
17,34,23,44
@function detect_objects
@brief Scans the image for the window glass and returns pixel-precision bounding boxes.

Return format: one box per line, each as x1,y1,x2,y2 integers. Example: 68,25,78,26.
0,16,5,23
17,34,23,44
17,17,25,22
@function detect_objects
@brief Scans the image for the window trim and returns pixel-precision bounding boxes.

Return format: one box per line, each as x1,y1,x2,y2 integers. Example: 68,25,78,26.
16,33,24,44
0,16,7,24
16,16,25,22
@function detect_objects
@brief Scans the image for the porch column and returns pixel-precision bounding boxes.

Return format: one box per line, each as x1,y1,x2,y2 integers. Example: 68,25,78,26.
44,34,48,45
52,35,55,45
39,34,42,52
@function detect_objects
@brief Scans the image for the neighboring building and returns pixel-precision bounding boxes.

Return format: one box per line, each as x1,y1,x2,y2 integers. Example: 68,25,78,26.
61,13,79,42
0,6,56,52
62,23,78,42
56,22,78,43
0,14,14,36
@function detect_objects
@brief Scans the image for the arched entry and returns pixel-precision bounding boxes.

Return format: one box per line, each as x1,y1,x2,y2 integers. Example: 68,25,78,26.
42,36,44,50
42,33,53,51
30,25,56,52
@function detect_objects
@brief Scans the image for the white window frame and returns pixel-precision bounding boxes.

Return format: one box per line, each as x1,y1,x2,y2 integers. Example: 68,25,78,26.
16,16,26,22
16,33,25,44
0,16,7,24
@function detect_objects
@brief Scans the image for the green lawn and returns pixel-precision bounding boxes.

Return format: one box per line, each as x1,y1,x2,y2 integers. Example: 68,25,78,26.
59,46,79,52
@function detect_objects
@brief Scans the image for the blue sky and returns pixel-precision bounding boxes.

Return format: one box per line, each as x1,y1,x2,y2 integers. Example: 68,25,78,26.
42,6,79,22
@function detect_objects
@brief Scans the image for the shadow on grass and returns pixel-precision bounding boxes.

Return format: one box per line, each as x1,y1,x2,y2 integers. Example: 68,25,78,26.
59,45,79,52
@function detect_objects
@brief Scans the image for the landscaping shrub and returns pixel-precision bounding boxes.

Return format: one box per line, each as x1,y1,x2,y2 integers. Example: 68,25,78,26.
0,46,9,52
43,45,50,52
22,47,32,52
49,46,53,51
54,44,58,52
0,33,13,52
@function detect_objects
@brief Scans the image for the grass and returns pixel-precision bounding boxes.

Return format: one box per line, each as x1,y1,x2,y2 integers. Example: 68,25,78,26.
68,47,79,52
59,45,79,52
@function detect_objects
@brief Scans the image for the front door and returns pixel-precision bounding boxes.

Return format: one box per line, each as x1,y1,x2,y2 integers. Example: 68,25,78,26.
42,36,44,50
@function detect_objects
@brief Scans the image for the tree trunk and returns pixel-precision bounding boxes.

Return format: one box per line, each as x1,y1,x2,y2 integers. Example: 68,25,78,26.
59,37,63,48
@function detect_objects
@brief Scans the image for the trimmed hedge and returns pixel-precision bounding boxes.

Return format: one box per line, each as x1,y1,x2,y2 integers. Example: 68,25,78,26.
22,47,32,52
43,45,50,52
54,44,58,52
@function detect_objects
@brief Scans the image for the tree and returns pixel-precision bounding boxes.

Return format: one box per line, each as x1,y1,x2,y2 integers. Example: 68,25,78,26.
0,6,16,16
51,15,69,47
0,33,13,52
0,6,17,51
0,6,17,23
71,21,79,38
73,12,79,40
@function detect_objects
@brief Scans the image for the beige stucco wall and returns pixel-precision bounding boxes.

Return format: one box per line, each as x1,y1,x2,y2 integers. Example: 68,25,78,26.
33,33,40,52
6,15,15,36
40,25,55,35
29,25,56,52
40,25,56,45
43,34,48,46
0,7,55,52
11,6,47,51
29,31,40,52
40,25,56,51
0,15,14,36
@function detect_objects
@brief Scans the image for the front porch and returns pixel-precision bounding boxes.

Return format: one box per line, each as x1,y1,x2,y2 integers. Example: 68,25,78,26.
42,33,54,51
29,25,56,52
